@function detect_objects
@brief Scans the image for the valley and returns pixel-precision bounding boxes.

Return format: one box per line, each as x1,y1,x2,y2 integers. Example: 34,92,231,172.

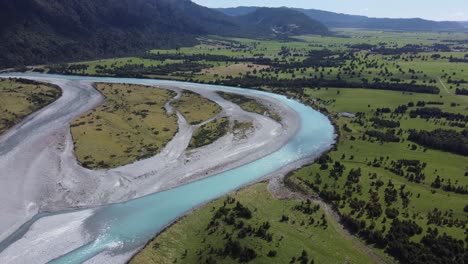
0,1,466,263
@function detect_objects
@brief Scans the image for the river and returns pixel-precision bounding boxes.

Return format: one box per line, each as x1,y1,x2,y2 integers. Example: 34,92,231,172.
0,74,335,263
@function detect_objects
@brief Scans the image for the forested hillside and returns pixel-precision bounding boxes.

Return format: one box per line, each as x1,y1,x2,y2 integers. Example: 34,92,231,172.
0,1,328,68
219,7,465,32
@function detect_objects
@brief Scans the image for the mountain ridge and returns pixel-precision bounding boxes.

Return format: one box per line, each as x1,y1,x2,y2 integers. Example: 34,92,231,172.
218,6,465,32
0,1,328,68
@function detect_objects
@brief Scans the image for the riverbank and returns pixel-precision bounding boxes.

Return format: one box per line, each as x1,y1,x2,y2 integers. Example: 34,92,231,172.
130,182,378,264
0,74,333,264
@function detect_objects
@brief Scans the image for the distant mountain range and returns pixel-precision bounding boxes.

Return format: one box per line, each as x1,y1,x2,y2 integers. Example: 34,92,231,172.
218,7,466,32
0,0,327,68
1,1,465,69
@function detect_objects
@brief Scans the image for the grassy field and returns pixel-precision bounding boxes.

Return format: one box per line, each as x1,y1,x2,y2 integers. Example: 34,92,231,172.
47,29,468,262
43,30,468,96
0,78,61,134
284,87,467,261
71,83,178,169
200,63,269,80
217,91,281,122
130,183,378,264
172,91,222,125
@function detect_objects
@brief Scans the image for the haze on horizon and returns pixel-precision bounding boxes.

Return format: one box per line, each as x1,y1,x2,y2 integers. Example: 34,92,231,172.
193,0,468,21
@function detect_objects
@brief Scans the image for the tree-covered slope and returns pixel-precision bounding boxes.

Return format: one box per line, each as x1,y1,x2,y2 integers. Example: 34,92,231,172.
0,1,329,68
237,8,329,37
218,7,465,32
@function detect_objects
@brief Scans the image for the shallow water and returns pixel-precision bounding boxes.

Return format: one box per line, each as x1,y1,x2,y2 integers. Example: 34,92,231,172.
0,74,335,263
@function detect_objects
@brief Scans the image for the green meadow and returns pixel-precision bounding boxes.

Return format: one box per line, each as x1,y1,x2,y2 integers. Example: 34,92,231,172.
45,29,467,263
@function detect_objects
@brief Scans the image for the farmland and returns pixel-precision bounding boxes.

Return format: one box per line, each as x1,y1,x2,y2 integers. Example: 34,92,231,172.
49,29,468,263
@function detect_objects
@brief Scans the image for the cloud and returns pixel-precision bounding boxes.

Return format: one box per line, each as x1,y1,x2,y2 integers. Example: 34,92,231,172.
447,12,468,21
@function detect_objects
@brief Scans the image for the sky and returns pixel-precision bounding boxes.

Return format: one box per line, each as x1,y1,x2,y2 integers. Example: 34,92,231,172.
192,0,468,21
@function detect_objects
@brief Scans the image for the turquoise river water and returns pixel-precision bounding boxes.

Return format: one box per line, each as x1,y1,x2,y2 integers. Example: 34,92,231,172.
0,74,335,263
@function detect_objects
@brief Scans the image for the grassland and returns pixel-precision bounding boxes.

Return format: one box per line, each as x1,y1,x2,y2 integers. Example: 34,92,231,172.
217,91,281,122
292,88,468,222
44,31,468,96
172,91,222,125
50,29,467,262
71,83,178,169
130,183,378,264
283,87,467,262
0,78,61,134
189,117,230,149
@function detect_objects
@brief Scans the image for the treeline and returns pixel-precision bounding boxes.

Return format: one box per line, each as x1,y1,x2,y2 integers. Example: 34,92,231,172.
388,159,427,183
142,53,273,65
449,58,468,63
409,107,467,122
408,129,468,156
342,215,467,264
370,118,400,128
144,49,344,69
455,88,468,96
364,44,452,55
431,176,468,194
49,62,209,78
217,75,440,94
365,130,400,143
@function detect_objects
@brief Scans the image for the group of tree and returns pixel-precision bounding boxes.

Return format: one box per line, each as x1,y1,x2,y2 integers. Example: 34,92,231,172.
365,129,400,143
408,129,468,156
455,88,468,96
409,107,467,122
218,75,440,94
341,216,466,264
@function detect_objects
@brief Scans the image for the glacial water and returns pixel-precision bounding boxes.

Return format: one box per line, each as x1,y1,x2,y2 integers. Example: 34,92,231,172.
0,74,335,263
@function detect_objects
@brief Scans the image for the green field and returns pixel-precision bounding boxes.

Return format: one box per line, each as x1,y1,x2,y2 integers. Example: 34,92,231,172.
71,83,178,169
47,29,468,263
285,87,467,263
0,78,61,134
130,183,378,264
43,30,468,98
172,91,222,125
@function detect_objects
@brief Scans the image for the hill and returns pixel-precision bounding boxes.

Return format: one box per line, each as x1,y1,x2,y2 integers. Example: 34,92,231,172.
237,8,329,37
218,7,465,32
0,1,328,68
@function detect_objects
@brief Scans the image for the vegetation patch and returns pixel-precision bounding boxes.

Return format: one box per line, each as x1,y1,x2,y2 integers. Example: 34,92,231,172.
48,30,468,262
217,91,281,122
130,183,377,264
189,117,230,149
0,78,61,134
172,91,222,125
287,87,467,264
71,83,178,169
233,120,254,140
49,32,468,99
408,129,468,156
201,63,269,78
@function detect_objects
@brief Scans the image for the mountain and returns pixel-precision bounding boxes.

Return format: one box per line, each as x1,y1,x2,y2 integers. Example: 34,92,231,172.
0,1,328,68
237,8,328,37
218,7,465,32
217,6,259,17
459,22,468,28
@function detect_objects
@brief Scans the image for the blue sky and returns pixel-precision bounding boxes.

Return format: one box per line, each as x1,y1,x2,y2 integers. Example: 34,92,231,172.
192,0,468,21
